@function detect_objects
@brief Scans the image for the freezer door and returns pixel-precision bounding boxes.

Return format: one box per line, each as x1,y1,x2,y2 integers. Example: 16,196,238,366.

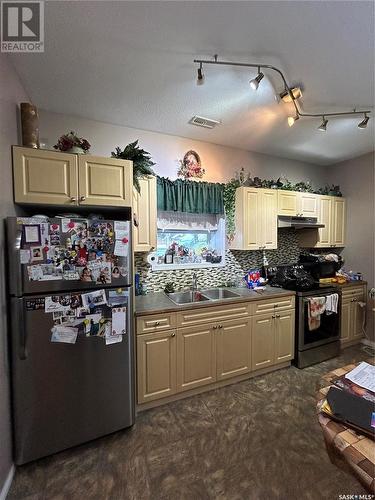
10,289,134,464
6,217,132,296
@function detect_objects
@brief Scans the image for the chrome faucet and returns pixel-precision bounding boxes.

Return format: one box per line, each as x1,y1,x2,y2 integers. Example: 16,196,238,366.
191,273,198,298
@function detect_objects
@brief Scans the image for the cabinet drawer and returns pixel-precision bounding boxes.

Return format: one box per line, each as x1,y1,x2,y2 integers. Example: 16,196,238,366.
177,302,249,328
342,286,366,300
251,296,295,315
137,312,177,334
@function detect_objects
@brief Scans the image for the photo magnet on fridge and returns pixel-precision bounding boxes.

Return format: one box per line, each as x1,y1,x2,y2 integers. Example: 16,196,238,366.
22,225,41,246
30,246,43,262
81,289,107,308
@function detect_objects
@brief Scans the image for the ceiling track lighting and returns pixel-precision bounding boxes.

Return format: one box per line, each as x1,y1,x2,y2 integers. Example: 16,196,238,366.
193,56,372,129
318,117,328,131
196,63,204,85
249,67,264,90
358,113,369,129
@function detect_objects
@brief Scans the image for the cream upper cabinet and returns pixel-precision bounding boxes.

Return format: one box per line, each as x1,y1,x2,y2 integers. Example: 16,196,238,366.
13,146,78,205
316,195,332,247
78,155,132,207
13,147,133,207
133,176,157,252
298,192,319,218
277,190,318,217
231,187,277,250
216,318,251,381
299,195,346,248
277,191,297,216
331,197,346,247
137,330,177,404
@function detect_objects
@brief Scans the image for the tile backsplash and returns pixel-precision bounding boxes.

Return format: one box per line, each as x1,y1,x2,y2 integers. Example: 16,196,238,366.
135,228,304,293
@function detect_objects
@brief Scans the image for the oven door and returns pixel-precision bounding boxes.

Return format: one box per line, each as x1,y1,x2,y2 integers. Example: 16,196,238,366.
298,292,341,351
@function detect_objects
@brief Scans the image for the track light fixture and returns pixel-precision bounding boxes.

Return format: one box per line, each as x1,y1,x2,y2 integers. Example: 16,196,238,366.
194,56,372,131
196,63,204,85
280,87,302,103
318,117,328,131
249,68,264,90
288,115,299,127
358,113,369,129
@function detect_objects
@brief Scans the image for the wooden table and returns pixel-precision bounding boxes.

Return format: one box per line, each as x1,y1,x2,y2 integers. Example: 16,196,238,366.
316,361,375,494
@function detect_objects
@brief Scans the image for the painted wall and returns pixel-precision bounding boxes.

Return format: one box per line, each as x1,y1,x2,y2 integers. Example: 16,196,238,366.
0,54,29,491
38,110,329,188
327,153,375,339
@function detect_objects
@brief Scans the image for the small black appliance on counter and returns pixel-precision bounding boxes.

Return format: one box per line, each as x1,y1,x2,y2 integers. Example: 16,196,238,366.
299,254,344,280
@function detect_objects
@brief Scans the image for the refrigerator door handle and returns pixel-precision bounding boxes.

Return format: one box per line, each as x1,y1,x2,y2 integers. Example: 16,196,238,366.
12,298,27,360
7,220,23,297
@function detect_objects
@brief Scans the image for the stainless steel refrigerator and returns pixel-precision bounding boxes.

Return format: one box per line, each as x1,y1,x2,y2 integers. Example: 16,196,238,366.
6,216,135,465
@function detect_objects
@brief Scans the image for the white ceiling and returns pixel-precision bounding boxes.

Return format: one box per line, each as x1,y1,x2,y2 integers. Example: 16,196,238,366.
9,1,375,165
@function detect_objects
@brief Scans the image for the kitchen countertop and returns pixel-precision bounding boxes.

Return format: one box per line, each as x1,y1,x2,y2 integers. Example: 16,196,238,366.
134,286,295,316
333,280,367,288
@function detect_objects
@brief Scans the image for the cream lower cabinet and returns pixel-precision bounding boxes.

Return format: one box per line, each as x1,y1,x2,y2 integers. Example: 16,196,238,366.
252,310,295,370
13,146,133,207
231,187,277,250
341,286,366,346
132,176,157,252
216,318,251,381
177,324,216,392
137,329,177,403
136,297,295,406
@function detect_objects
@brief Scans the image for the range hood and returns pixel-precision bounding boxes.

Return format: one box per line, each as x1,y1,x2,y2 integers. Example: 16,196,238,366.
278,215,325,230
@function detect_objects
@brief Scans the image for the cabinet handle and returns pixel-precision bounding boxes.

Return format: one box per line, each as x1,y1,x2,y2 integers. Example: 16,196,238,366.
171,332,176,337
70,196,77,202
272,315,275,319
276,314,280,318
154,321,160,326
218,324,223,329
79,196,86,202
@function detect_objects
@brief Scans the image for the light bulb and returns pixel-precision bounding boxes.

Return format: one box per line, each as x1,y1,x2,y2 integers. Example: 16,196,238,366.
358,114,370,129
249,72,264,91
318,117,328,131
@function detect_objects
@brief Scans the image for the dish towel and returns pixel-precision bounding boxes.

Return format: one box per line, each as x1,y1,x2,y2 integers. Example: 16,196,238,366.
326,293,339,315
308,297,326,331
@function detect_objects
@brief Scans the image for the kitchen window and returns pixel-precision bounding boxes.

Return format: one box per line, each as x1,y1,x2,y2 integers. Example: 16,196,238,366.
152,211,225,270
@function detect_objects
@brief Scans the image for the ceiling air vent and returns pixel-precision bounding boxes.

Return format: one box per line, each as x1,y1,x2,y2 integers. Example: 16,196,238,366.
189,115,221,129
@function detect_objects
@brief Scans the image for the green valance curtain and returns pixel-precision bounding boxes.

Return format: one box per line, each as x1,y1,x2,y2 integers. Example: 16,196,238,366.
157,176,224,214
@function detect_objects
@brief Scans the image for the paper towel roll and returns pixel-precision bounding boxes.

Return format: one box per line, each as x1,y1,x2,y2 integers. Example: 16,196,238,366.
147,252,157,265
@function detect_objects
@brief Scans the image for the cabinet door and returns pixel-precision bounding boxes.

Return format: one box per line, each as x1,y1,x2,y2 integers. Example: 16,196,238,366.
298,193,318,218
277,191,297,216
13,146,78,205
352,299,365,341
177,324,216,392
261,190,278,249
78,156,132,206
252,314,274,370
331,197,346,247
243,189,262,249
216,319,251,381
316,196,332,247
274,310,295,363
137,330,177,403
340,300,351,344
133,176,157,252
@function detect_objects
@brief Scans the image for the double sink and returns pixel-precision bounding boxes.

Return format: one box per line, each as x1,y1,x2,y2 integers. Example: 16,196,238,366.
167,288,241,305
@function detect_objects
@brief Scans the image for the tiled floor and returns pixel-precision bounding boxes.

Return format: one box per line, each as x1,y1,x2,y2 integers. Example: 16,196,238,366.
8,345,371,500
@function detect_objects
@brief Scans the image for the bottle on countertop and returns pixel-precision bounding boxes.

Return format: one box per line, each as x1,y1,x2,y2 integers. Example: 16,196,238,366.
164,248,174,264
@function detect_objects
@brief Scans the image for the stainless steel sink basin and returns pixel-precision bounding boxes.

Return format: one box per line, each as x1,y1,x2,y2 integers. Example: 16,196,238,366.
201,288,241,300
167,291,210,305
